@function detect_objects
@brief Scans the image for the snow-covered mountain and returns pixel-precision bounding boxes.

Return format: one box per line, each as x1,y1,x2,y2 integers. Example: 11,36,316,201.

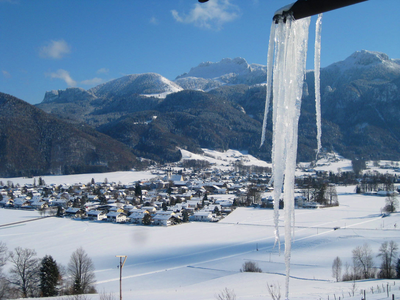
42,50,399,105
35,50,400,165
322,50,400,85
175,57,267,89
175,51,400,93
89,73,183,99
42,87,97,104
42,73,183,104
327,50,400,73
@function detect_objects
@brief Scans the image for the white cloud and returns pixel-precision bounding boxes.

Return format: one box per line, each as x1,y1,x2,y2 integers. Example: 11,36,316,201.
39,39,71,59
96,68,109,74
150,16,158,25
2,70,11,78
47,69,76,87
81,77,103,86
171,0,240,30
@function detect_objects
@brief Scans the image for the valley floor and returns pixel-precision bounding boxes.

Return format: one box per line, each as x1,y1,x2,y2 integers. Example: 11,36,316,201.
1,185,400,300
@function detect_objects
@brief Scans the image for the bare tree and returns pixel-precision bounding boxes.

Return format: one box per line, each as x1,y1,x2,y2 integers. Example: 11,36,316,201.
332,256,342,282
383,194,398,214
67,247,96,294
215,287,236,300
0,275,12,300
377,240,398,278
326,184,339,206
8,247,40,298
267,282,281,300
0,242,10,300
349,281,357,297
352,243,374,279
99,289,117,300
0,242,7,270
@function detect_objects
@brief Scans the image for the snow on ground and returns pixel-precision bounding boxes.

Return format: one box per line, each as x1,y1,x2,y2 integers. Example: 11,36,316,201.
180,148,271,170
1,185,400,300
0,170,157,187
2,152,400,299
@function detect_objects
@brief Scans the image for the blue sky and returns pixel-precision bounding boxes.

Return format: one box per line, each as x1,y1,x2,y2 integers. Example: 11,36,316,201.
1,0,399,104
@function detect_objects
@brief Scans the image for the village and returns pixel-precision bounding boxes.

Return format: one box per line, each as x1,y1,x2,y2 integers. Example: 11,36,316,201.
1,151,400,227
0,158,271,226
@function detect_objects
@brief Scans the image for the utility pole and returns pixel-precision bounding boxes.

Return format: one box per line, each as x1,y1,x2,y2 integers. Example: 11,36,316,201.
116,255,127,300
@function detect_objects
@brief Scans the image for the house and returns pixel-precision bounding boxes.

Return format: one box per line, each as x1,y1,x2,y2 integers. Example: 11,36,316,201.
190,211,213,222
141,206,157,214
215,199,233,207
51,198,73,208
203,204,222,213
13,197,31,209
106,211,127,223
128,210,149,224
87,195,99,201
30,199,49,210
65,207,86,218
108,206,125,213
152,211,175,226
0,198,13,207
185,199,201,210
87,210,107,221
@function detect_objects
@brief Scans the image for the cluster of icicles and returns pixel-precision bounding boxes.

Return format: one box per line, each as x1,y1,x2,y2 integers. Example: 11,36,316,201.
260,13,323,299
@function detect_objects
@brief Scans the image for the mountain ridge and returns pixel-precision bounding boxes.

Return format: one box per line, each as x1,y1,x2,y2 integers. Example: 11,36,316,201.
0,92,139,177
30,49,400,167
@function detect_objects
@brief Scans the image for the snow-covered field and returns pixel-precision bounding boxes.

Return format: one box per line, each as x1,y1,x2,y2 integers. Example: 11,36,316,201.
1,150,400,299
1,186,400,300
0,170,157,187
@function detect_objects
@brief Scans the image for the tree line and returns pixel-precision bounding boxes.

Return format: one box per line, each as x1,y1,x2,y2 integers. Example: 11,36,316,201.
332,241,400,282
0,242,96,299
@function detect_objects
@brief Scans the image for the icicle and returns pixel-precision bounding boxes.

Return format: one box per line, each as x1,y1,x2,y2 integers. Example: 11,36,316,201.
271,20,287,252
260,22,276,147
314,14,323,159
281,17,310,299
266,15,310,299
263,10,315,300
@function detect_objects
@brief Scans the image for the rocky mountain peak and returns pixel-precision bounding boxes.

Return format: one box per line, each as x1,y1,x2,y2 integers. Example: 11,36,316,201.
43,87,97,104
346,50,390,66
176,57,253,80
327,50,400,73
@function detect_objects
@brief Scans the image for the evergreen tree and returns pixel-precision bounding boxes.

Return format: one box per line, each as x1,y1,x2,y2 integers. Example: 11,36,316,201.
56,206,63,217
135,183,143,202
142,213,152,225
182,209,189,222
73,276,83,295
396,258,400,279
39,255,60,297
232,198,239,207
213,206,221,216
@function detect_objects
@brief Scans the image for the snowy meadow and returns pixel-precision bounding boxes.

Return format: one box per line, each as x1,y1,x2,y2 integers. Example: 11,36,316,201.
1,151,400,300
